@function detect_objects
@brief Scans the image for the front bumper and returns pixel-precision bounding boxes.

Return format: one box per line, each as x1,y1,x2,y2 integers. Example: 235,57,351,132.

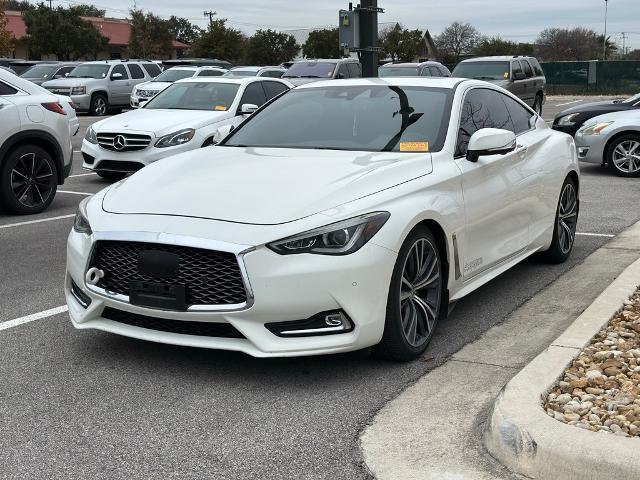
70,93,92,112
551,123,580,137
65,225,397,357
574,131,606,165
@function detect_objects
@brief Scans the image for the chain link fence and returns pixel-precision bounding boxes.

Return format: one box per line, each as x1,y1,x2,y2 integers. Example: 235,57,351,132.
542,61,640,94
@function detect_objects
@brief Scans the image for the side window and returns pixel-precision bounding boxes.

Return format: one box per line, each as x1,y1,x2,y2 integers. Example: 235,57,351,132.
420,67,431,76
240,82,267,107
501,94,536,134
127,63,145,79
439,66,451,77
522,60,534,78
111,64,129,80
530,58,544,77
262,70,284,78
0,81,17,95
263,81,289,100
511,61,524,80
337,64,350,78
456,88,514,157
347,63,360,78
429,66,441,76
143,63,162,77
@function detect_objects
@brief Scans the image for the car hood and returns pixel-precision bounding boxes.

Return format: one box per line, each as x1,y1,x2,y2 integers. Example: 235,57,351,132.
102,146,432,225
581,109,640,126
556,100,631,118
93,108,232,136
41,77,102,88
136,81,171,91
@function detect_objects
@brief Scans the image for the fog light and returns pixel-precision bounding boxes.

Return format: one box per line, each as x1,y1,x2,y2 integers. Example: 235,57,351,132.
265,310,354,337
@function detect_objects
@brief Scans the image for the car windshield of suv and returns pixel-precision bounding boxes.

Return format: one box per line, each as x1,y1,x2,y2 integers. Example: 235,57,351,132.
143,82,240,111
21,65,58,79
224,85,450,152
68,65,110,79
283,62,337,78
452,61,510,80
379,67,420,77
153,69,195,82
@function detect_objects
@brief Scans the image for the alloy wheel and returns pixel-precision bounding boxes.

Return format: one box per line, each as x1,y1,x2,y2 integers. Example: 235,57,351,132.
10,152,54,208
612,140,640,174
94,97,107,116
398,238,441,348
557,182,578,255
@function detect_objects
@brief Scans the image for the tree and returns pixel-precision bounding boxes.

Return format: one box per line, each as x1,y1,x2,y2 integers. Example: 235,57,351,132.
22,5,109,60
192,19,246,64
434,21,480,63
245,29,299,65
380,24,424,62
67,5,106,17
627,49,640,61
128,10,173,59
5,0,32,10
302,28,340,59
597,35,618,60
167,16,202,45
473,37,533,57
0,1,12,56
534,27,615,61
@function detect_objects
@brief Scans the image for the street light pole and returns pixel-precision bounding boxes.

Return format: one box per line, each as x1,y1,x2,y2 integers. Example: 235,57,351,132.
603,0,609,60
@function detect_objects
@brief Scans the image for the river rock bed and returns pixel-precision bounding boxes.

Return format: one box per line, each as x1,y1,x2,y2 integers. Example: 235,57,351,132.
544,287,640,438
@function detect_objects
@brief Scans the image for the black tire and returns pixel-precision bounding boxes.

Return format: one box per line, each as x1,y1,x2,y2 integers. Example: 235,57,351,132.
0,144,58,215
606,134,640,178
375,226,445,361
97,171,127,181
538,177,578,264
533,94,543,116
89,93,108,116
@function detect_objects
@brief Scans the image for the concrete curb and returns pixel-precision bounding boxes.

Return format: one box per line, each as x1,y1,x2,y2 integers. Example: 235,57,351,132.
485,257,640,479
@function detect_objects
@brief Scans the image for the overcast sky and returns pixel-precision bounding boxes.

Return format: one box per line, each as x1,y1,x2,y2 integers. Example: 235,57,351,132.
65,0,640,50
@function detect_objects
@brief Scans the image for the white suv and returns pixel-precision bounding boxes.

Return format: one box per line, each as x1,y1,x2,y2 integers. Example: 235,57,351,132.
130,66,228,108
0,69,77,214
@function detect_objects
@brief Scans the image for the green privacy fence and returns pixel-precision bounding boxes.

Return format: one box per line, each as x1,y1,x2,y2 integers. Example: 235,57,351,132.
542,61,640,94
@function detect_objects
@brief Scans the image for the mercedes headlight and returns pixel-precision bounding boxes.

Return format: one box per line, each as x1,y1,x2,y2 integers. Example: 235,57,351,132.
73,197,92,235
84,125,98,144
155,129,196,148
557,113,579,126
267,212,390,256
580,122,613,136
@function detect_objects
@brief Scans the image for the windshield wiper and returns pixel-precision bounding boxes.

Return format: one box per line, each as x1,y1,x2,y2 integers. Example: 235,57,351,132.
473,76,499,80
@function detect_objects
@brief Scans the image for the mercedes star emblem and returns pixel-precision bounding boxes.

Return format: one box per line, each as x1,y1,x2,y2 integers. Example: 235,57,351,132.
113,135,127,151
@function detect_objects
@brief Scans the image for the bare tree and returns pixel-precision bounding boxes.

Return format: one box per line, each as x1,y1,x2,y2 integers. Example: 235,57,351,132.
535,27,617,61
434,22,480,63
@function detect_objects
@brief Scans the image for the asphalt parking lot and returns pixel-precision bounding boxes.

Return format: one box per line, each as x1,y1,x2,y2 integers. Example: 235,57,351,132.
2,98,640,479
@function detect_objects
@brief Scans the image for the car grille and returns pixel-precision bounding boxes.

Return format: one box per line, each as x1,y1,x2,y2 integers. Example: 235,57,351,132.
46,87,71,95
97,132,152,152
136,89,159,98
102,307,245,338
90,241,248,307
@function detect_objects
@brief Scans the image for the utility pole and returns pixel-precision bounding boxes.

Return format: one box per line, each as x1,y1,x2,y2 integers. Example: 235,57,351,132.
603,0,609,60
48,0,53,9
621,32,627,58
204,10,217,29
358,0,383,77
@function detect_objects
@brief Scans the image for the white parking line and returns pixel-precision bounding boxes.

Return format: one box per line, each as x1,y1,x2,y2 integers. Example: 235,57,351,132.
58,190,93,196
69,172,96,178
577,232,616,238
0,305,68,332
555,100,583,107
0,214,75,230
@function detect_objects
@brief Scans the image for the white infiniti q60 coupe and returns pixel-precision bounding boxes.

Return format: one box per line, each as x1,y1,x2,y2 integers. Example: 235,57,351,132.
66,78,579,361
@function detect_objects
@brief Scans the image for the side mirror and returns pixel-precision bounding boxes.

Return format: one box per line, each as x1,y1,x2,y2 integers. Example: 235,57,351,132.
240,103,259,115
64,72,70,77
111,72,123,80
212,124,236,145
513,71,526,81
466,128,516,163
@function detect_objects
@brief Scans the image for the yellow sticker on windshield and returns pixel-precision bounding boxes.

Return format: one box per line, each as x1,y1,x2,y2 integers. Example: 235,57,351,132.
400,142,429,152
214,105,228,111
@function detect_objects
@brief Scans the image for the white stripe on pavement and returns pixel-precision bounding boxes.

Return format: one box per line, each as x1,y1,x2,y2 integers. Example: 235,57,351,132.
555,100,583,107
0,305,68,332
0,214,75,229
58,190,93,196
577,232,616,238
69,172,97,178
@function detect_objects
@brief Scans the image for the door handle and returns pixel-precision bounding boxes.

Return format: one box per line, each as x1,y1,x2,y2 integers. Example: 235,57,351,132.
515,145,528,157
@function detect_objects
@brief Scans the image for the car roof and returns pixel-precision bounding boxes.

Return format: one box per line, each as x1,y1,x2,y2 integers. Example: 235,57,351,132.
459,56,534,63
174,76,289,86
295,77,466,90
381,61,443,68
294,58,358,63
231,66,285,71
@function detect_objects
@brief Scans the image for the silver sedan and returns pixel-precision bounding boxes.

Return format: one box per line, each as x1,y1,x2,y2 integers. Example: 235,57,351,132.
575,109,640,177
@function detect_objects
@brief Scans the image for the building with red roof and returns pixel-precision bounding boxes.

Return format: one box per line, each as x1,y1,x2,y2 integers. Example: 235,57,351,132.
3,10,189,60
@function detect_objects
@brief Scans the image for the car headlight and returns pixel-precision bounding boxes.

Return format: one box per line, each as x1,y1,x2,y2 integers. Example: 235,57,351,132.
84,126,98,144
155,129,196,148
580,122,613,136
557,113,579,126
267,212,390,256
71,86,86,95
73,197,92,235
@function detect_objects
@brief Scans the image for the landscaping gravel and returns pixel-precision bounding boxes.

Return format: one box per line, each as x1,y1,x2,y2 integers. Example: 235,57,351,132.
544,287,640,438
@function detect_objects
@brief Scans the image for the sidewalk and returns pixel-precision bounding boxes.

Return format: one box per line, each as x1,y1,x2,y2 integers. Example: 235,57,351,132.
360,222,640,480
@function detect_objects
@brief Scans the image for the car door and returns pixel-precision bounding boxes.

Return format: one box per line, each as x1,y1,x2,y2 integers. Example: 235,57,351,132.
455,87,530,279
520,59,536,106
510,60,526,101
110,64,131,106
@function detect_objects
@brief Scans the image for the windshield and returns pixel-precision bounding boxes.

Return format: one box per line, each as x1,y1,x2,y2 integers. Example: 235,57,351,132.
379,67,420,77
21,65,58,79
452,61,510,81
153,69,195,83
224,70,258,77
284,62,336,78
224,85,451,152
143,82,240,111
68,64,110,79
